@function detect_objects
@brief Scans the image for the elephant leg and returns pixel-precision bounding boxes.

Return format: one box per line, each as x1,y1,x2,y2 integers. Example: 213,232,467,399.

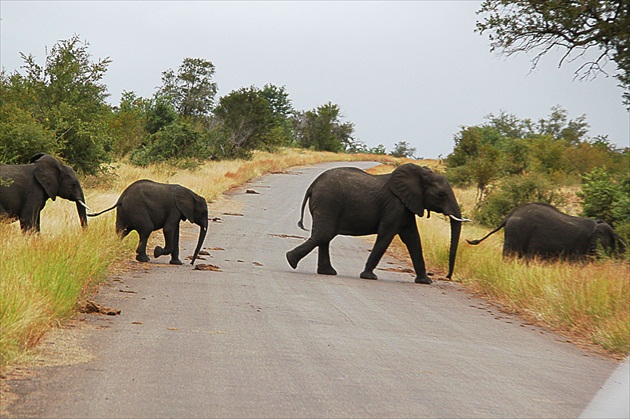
317,241,337,275
286,238,318,269
398,227,430,284
360,232,396,280
135,230,151,263
158,219,182,265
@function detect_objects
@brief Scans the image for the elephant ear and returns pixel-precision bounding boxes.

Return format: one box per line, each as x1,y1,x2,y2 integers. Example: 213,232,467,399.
175,187,195,222
33,155,62,201
388,163,427,217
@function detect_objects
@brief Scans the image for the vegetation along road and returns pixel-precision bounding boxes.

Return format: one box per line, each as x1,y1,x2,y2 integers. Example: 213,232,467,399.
4,162,618,418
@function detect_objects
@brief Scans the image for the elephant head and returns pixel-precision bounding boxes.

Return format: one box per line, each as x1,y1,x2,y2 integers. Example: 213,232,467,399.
590,221,627,256
175,186,208,265
388,164,468,279
31,153,89,228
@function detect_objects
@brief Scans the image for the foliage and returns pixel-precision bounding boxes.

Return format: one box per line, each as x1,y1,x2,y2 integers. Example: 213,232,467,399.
0,103,55,163
476,0,630,107
473,173,565,226
293,102,355,153
389,141,417,159
0,35,112,173
158,57,217,118
578,167,630,244
213,86,278,159
130,120,212,166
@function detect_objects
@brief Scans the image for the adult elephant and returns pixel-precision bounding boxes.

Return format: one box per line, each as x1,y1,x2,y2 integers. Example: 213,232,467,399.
0,153,89,233
466,202,626,259
286,163,469,284
88,180,208,265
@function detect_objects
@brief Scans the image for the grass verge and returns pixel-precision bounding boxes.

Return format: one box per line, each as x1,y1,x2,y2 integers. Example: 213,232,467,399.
370,163,629,357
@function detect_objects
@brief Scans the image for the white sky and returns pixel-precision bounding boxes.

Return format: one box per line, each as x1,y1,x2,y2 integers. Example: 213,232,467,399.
1,1,628,158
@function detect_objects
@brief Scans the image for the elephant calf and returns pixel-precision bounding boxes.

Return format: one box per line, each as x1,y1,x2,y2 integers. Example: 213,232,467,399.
467,202,626,260
88,180,208,265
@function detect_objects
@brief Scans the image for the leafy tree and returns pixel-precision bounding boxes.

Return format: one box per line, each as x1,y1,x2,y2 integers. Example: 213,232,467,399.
474,173,565,226
213,86,276,158
0,102,55,163
108,91,149,157
1,35,112,173
476,0,630,107
293,102,355,152
389,141,417,159
159,58,217,118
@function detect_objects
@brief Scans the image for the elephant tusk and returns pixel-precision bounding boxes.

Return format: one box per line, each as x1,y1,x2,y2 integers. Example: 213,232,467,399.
78,200,92,211
449,214,471,222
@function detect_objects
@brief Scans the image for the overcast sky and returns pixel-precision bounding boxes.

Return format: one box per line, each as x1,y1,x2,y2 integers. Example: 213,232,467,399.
1,1,628,158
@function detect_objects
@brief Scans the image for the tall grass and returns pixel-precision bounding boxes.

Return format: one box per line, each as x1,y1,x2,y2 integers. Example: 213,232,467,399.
373,165,630,356
1,149,394,369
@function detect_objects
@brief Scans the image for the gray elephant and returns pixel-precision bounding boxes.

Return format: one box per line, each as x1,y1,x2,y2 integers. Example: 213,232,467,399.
88,180,208,265
467,202,626,259
0,153,89,233
286,163,468,284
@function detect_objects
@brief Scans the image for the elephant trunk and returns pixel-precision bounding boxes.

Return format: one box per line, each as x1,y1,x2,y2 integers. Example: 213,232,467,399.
446,216,462,279
190,224,207,265
76,192,88,228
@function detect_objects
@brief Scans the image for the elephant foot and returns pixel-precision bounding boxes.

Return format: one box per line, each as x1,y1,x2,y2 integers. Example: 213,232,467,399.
136,254,150,263
154,246,163,258
286,251,299,269
415,276,432,284
360,271,378,280
169,259,183,265
317,266,337,276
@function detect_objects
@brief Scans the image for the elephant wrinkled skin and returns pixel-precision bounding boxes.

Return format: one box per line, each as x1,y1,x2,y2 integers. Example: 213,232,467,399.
286,163,466,284
467,202,626,259
89,180,208,265
0,153,88,233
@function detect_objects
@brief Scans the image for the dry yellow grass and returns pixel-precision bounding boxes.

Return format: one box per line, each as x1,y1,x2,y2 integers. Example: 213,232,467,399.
1,149,395,369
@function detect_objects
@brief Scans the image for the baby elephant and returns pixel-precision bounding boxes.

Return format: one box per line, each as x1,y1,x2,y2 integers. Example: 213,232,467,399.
89,180,208,265
467,202,626,260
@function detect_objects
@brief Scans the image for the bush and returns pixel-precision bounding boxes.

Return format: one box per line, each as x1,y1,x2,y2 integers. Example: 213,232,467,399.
474,173,565,227
578,167,630,245
0,104,56,163
130,121,211,166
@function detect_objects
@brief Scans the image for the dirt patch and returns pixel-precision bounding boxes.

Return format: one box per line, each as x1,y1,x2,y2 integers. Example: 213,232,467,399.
194,264,222,272
79,300,121,316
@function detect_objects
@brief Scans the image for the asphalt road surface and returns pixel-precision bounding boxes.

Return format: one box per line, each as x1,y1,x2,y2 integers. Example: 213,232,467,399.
5,161,619,418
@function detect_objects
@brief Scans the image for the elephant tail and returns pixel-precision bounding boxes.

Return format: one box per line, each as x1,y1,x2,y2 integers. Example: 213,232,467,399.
87,202,121,217
297,186,312,231
466,219,506,245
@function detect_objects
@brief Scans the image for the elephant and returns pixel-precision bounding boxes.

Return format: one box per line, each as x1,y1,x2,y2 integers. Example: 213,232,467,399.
0,153,89,233
88,180,208,265
286,163,469,284
466,202,626,260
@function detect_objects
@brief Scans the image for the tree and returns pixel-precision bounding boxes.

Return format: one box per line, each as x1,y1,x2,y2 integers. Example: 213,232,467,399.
293,103,355,152
389,141,417,158
159,58,217,117
2,35,112,173
476,0,630,106
213,86,276,158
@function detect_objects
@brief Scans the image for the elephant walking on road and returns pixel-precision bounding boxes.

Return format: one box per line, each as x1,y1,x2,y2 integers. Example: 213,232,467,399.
467,202,626,260
88,180,208,265
0,153,89,233
286,163,468,284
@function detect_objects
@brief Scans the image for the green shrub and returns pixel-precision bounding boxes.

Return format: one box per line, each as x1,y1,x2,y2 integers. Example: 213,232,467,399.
579,167,630,245
130,121,211,166
474,173,565,227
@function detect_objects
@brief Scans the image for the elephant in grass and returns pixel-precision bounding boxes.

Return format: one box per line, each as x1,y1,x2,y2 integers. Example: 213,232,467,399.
467,202,626,260
88,180,208,265
0,153,89,233
286,163,469,284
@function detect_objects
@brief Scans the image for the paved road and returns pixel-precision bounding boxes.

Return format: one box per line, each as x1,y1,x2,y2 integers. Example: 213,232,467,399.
6,162,618,418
